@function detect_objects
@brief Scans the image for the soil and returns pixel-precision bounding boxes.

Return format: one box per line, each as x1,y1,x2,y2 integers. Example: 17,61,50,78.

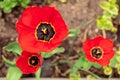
0,0,120,78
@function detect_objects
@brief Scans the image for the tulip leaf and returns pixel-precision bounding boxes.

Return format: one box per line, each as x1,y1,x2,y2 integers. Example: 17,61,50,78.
69,71,80,80
68,29,80,37
6,66,22,80
73,55,92,71
82,60,92,70
4,41,22,55
109,55,118,67
41,47,65,58
92,63,101,68
2,55,16,67
35,68,41,80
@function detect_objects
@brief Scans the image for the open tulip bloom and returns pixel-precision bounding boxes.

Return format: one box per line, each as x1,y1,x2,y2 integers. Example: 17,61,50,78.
83,36,114,66
16,6,68,53
16,51,43,74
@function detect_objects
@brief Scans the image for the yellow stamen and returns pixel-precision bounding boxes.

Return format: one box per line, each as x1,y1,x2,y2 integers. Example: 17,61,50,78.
32,60,35,64
42,28,47,34
96,50,100,54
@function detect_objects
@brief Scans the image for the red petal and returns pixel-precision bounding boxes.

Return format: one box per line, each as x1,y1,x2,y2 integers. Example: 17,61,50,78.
99,38,114,53
97,55,110,66
97,51,114,66
92,36,104,45
20,6,58,28
46,6,68,43
16,19,35,35
21,6,41,28
85,51,96,62
34,41,62,52
83,39,95,52
18,32,61,52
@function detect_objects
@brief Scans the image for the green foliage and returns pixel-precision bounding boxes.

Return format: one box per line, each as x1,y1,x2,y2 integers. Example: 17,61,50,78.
0,0,30,13
117,64,120,75
69,55,90,80
92,63,101,69
68,29,80,37
97,0,118,32
100,1,118,16
4,41,22,55
41,47,65,58
69,54,102,80
109,55,118,67
35,68,41,80
72,55,92,71
69,71,80,80
103,66,112,75
2,55,16,67
6,66,22,80
109,51,120,68
87,75,96,80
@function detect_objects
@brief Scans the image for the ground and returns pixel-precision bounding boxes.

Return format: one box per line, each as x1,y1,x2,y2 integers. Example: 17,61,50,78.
0,0,120,78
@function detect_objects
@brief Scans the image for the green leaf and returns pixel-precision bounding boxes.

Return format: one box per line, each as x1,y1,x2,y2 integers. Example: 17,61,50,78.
109,55,118,67
9,2,17,8
109,0,116,4
35,68,41,80
21,0,30,8
103,66,112,75
22,0,30,4
0,1,7,8
97,16,114,30
68,29,80,37
73,55,84,69
87,75,96,80
21,2,27,8
73,55,92,70
4,41,22,55
92,63,101,68
3,7,12,13
41,47,65,58
82,60,92,70
0,2,4,8
2,55,15,67
6,66,22,80
69,71,80,80
100,1,118,16
117,64,120,74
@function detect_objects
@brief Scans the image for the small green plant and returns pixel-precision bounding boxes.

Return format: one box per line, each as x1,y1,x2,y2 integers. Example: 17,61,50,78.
0,0,30,13
97,0,119,32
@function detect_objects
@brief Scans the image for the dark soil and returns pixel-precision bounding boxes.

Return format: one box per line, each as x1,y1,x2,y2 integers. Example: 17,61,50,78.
0,0,120,78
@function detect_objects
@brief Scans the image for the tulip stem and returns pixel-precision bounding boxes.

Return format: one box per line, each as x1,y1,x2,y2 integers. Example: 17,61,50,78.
102,29,106,38
80,68,103,80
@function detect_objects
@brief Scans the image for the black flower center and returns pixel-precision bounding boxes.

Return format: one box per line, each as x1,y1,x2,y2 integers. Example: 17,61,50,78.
29,56,39,67
91,47,103,59
35,23,55,41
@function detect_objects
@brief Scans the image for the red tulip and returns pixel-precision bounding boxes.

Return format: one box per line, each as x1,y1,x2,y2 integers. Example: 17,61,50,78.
83,36,114,66
16,6,68,52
